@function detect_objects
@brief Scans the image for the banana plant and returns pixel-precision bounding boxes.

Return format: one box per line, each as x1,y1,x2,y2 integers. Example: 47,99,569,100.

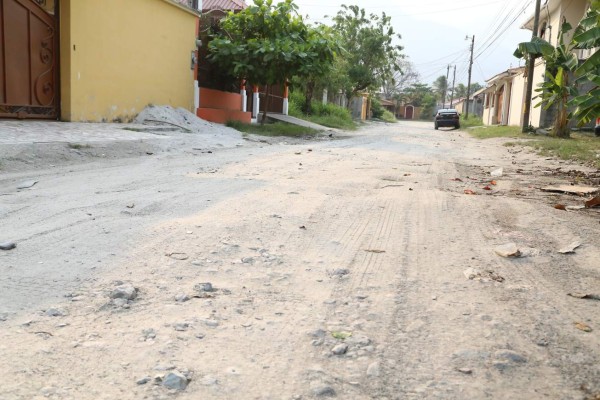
569,1,600,127
515,22,578,137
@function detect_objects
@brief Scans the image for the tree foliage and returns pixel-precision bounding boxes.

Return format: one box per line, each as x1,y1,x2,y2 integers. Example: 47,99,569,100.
332,5,404,105
515,1,600,135
515,22,579,137
207,0,338,122
570,0,600,126
432,75,448,102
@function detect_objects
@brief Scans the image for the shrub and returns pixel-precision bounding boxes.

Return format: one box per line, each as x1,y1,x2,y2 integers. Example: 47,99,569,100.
370,97,384,119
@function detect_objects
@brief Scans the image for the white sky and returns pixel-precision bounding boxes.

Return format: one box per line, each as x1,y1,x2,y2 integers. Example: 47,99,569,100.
294,0,538,87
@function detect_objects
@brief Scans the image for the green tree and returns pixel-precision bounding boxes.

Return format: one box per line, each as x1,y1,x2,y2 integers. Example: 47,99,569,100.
333,5,404,107
433,75,448,103
515,22,579,137
207,0,337,123
569,1,600,126
400,83,432,106
295,25,341,114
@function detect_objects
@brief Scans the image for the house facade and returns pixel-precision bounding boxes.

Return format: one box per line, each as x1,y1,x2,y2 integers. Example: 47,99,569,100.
481,67,526,126
1,0,200,122
481,0,593,128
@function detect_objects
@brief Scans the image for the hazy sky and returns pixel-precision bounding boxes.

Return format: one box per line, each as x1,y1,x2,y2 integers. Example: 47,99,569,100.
294,0,538,86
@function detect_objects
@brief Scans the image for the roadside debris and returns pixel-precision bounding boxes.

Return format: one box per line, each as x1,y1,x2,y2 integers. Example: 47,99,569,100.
110,283,138,301
490,168,503,177
331,343,349,355
494,243,521,258
331,331,352,340
135,105,211,133
450,178,463,182
554,204,567,210
574,322,593,333
567,293,600,301
558,241,581,254
0,241,16,251
364,249,385,253
483,185,492,191
464,189,477,195
126,203,135,209
541,185,598,196
166,252,189,260
463,267,505,282
585,196,600,208
162,370,190,390
194,282,216,293
566,205,585,211
17,180,38,189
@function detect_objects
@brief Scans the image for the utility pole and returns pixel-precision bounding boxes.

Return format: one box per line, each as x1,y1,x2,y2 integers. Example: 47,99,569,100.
450,65,457,107
465,35,475,119
522,0,542,133
442,64,450,108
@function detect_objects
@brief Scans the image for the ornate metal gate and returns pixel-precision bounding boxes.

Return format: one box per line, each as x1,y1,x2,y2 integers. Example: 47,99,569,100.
0,0,58,119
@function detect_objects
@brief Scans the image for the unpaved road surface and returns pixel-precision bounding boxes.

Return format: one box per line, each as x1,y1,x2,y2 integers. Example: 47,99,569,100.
1,121,599,400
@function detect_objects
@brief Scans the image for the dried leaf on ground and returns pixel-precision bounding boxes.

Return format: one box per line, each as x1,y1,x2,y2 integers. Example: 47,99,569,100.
541,185,598,195
566,205,585,211
331,331,352,340
558,241,581,254
364,249,386,253
166,252,189,260
483,186,492,191
451,178,463,182
464,189,477,195
567,293,600,301
585,196,600,208
554,204,567,210
490,180,497,185
574,322,593,332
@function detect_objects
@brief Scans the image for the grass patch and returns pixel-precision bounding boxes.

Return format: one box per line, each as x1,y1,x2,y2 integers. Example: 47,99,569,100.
510,133,600,168
289,92,357,130
460,115,483,128
67,143,91,150
226,120,319,137
468,125,530,139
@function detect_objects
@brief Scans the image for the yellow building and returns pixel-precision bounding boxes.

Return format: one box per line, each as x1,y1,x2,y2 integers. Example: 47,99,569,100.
0,0,200,122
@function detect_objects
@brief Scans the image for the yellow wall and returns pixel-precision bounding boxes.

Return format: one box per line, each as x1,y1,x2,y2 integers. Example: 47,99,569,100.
60,0,198,122
508,72,526,127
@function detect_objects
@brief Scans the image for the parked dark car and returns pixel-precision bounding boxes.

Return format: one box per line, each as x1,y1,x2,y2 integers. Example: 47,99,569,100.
434,109,460,129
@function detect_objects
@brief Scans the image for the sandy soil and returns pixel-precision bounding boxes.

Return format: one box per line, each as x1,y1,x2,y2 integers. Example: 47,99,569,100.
0,121,599,400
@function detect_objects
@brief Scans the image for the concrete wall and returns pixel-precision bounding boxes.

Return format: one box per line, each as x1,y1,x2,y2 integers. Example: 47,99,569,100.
507,72,526,126
59,0,198,122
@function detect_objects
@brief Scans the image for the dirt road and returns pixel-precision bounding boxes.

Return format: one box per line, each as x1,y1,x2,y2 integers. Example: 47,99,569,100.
1,121,599,399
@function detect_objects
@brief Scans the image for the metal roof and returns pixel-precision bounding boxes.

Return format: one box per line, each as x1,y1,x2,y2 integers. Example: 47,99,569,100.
202,0,247,11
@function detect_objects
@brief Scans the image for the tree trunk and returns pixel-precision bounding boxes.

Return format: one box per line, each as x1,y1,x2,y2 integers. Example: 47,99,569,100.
261,84,271,125
303,81,315,115
553,71,570,138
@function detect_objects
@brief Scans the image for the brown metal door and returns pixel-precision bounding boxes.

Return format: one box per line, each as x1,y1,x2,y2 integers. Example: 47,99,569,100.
0,0,58,119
